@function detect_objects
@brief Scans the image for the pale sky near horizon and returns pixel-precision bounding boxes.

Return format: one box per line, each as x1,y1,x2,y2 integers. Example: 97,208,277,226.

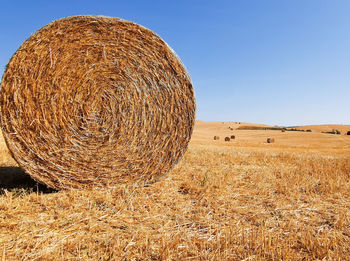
0,0,349,126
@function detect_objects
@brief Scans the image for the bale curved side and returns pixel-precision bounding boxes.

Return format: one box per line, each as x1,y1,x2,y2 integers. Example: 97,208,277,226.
0,16,196,189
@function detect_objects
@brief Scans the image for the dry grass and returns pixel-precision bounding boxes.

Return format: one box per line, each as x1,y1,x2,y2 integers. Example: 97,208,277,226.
1,122,350,260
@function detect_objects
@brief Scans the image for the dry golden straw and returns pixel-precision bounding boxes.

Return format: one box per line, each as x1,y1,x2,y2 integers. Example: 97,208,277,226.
0,16,196,190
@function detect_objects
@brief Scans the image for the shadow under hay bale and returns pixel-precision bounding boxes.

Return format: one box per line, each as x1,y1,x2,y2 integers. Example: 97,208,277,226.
224,137,230,141
0,167,56,194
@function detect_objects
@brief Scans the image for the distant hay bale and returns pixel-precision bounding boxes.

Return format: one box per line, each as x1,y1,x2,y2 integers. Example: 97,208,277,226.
0,16,196,190
281,129,286,132
267,138,275,143
230,135,235,139
224,137,230,141
214,136,220,140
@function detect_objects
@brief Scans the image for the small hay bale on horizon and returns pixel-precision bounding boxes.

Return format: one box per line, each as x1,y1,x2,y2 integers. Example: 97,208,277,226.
0,15,196,190
230,135,235,139
267,138,275,143
225,137,230,141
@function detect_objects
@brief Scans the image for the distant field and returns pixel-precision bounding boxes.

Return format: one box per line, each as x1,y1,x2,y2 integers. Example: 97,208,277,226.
295,124,350,134
0,121,350,260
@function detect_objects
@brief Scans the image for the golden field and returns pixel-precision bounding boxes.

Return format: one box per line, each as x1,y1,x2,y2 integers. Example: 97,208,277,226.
0,121,350,260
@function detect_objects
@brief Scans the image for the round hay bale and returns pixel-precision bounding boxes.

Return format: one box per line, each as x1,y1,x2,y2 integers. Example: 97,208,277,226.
0,16,196,190
230,135,235,139
224,137,230,142
214,136,220,140
267,138,275,143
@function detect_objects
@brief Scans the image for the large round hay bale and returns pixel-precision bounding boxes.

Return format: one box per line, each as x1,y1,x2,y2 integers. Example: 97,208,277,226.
0,16,196,189
224,137,230,141
230,135,235,139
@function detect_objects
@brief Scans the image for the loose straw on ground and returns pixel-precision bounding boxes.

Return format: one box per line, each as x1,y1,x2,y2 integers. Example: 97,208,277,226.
0,16,196,189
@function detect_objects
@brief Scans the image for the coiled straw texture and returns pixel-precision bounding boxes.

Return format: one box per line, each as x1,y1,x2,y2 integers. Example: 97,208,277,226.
0,16,196,189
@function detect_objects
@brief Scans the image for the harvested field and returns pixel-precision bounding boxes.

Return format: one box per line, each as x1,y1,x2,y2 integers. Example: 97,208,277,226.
0,121,350,260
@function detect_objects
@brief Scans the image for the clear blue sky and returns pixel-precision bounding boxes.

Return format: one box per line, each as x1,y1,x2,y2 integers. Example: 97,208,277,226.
1,0,349,126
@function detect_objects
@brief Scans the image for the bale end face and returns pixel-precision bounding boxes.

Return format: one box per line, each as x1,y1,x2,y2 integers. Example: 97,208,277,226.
0,15,196,189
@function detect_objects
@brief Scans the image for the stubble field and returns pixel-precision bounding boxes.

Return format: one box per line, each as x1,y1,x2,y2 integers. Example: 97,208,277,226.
0,121,350,260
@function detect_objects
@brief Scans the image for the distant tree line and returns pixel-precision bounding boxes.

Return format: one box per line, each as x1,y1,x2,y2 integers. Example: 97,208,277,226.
286,128,312,132
322,129,341,135
237,126,284,131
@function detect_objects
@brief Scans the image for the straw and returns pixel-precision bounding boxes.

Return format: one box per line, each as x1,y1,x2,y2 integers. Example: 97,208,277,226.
0,16,196,189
